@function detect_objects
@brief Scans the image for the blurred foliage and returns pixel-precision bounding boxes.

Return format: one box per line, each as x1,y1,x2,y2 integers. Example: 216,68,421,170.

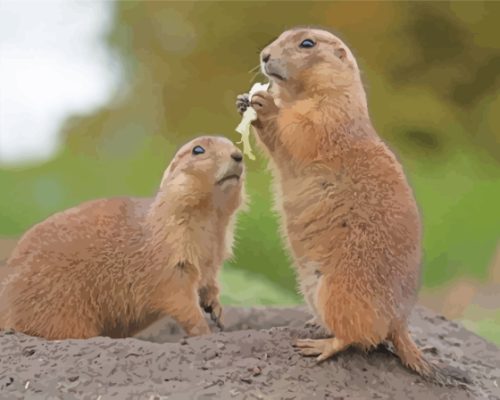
1,2,499,310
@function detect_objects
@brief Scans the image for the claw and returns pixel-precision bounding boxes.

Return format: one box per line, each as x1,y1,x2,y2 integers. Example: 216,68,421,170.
203,305,213,314
210,311,224,330
304,317,322,329
236,93,251,115
293,338,346,363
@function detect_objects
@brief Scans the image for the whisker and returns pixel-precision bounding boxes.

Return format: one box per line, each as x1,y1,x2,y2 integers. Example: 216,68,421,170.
248,64,261,73
250,70,264,83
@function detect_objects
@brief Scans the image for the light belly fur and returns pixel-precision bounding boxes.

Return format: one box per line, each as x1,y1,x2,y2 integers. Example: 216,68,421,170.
297,260,322,316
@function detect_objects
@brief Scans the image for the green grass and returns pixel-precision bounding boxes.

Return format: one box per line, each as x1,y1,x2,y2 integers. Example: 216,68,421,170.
220,267,300,306
407,149,500,286
461,304,500,346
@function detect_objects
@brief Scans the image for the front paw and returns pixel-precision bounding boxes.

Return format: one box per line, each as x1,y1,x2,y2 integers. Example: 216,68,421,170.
236,93,250,115
209,301,224,331
199,292,224,331
202,301,224,331
251,90,278,122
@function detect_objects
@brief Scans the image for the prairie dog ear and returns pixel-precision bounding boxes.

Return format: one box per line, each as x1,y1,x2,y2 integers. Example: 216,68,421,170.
334,47,347,61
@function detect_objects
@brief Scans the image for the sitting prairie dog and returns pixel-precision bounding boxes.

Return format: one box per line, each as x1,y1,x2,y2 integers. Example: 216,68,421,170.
0,136,245,340
236,28,441,381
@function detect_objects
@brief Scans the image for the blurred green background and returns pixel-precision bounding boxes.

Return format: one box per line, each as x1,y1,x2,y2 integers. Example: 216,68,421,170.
0,1,499,343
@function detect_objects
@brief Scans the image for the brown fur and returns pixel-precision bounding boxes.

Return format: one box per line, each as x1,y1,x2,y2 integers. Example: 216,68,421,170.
0,136,246,340
241,28,443,382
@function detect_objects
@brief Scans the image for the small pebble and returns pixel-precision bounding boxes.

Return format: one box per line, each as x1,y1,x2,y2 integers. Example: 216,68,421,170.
22,348,36,357
422,346,439,355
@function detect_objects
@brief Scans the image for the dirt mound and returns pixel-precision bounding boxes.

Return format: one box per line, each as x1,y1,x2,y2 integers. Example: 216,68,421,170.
1,306,499,399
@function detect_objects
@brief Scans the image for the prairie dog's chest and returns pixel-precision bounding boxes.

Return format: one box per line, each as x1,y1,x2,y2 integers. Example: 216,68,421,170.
297,260,323,309
276,174,346,260
194,219,225,269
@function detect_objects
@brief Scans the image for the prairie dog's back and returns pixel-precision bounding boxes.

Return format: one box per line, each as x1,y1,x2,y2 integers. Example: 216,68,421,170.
1,197,154,337
7,197,150,272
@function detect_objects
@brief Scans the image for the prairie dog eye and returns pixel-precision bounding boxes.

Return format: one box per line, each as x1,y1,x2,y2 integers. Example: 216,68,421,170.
299,39,316,49
192,145,205,155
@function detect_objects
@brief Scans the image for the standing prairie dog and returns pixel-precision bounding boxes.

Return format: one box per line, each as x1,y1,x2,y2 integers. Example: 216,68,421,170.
0,136,245,340
237,28,439,380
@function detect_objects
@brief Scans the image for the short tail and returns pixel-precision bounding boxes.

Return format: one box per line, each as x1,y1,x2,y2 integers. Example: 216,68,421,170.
390,327,468,387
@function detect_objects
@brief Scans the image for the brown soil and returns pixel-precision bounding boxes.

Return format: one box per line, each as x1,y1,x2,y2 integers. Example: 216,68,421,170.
0,306,499,400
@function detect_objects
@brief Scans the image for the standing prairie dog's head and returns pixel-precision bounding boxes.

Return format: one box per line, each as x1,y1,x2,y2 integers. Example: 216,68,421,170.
260,27,362,96
161,136,245,213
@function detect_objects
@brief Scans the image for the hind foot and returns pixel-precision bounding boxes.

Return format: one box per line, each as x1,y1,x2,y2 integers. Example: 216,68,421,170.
304,317,322,329
294,337,346,363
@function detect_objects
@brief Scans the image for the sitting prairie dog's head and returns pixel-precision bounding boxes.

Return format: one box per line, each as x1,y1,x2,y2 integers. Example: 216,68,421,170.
260,27,362,96
161,136,245,212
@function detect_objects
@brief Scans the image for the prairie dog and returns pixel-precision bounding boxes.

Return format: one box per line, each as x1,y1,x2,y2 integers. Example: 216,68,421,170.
0,136,245,340
237,28,438,380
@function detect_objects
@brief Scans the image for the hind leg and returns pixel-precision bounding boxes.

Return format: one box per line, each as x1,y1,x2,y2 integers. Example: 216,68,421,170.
8,308,101,340
42,319,101,340
295,274,388,362
294,275,352,362
3,280,101,340
9,298,102,340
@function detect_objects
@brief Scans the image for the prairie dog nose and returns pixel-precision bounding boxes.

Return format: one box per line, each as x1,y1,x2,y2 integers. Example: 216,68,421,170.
231,152,243,163
262,53,270,63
